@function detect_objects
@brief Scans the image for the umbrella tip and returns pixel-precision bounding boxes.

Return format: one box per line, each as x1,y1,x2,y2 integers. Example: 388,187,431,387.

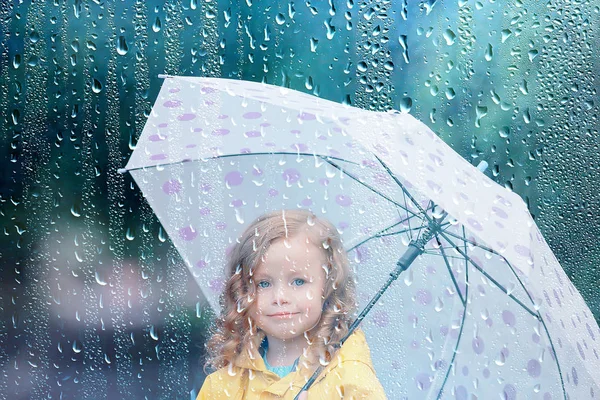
476,161,488,173
117,168,128,174
158,74,171,79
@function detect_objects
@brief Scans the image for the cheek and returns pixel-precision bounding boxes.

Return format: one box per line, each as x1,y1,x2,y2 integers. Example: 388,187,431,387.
252,300,265,315
249,298,265,318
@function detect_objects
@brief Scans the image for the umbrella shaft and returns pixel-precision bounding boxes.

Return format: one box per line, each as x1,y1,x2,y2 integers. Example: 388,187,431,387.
395,242,424,276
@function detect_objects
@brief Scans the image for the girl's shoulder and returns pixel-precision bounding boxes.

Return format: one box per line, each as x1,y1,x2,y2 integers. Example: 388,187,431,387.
316,329,387,399
197,366,247,400
337,329,373,364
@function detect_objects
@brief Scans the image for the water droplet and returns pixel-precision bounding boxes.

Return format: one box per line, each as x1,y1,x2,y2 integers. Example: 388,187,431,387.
519,79,529,95
399,97,412,113
506,282,516,296
495,349,506,366
434,297,444,312
150,325,159,341
491,89,500,104
275,13,285,25
403,269,414,286
310,37,318,52
324,18,336,39
27,55,39,67
30,30,40,43
227,363,237,376
158,226,167,242
523,108,531,124
126,227,135,241
443,29,456,45
475,106,488,127
11,109,19,125
484,43,493,61
95,271,107,286
72,340,82,353
70,203,81,217
236,300,245,313
152,17,161,32
92,78,102,94
528,49,538,62
117,36,128,55
12,54,21,69
235,209,244,224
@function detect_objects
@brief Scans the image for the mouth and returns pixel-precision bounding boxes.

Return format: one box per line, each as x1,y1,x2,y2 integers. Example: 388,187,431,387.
268,312,299,318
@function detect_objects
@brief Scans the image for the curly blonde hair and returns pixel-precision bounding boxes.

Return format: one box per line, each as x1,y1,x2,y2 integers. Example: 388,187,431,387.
204,209,356,375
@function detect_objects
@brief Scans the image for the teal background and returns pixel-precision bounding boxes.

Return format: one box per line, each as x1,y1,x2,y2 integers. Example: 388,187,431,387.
0,0,598,398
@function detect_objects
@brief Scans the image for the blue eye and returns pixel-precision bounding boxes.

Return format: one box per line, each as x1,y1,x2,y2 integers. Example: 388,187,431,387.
293,278,305,286
257,280,270,289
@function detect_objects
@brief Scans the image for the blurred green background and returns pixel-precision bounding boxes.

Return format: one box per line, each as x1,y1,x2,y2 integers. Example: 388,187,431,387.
1,0,598,398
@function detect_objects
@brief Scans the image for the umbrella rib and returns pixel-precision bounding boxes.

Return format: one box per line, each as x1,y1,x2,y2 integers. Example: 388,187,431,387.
402,192,416,241
463,226,469,281
374,227,419,239
122,152,361,173
440,230,504,257
347,218,427,253
422,250,470,261
537,314,568,398
436,244,470,399
415,201,435,242
437,238,466,306
319,157,420,218
373,155,435,224
437,230,540,320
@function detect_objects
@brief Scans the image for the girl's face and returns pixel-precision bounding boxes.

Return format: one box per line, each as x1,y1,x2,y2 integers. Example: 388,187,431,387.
249,233,327,342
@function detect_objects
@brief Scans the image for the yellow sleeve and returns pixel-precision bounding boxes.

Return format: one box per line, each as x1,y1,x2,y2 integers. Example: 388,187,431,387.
196,374,213,400
338,361,387,400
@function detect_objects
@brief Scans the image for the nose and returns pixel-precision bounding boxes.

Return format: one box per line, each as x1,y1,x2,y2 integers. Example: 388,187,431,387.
273,284,290,306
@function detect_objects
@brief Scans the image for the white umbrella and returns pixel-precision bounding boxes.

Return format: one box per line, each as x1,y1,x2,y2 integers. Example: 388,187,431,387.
121,76,599,399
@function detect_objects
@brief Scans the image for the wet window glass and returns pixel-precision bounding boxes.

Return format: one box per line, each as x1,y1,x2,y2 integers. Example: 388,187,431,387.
1,1,598,398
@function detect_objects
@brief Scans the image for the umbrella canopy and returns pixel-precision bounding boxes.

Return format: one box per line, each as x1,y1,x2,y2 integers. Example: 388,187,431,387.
122,76,599,399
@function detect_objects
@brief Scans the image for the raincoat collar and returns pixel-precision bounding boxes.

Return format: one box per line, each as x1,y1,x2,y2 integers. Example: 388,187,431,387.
259,337,300,378
231,329,371,397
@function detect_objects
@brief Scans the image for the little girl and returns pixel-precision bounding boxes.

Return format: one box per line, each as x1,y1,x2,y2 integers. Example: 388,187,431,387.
197,209,386,399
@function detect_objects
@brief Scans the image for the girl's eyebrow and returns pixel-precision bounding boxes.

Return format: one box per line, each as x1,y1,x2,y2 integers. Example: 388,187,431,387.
254,269,309,279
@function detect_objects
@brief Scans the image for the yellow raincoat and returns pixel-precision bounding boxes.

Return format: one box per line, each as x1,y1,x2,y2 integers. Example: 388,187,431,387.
197,329,387,399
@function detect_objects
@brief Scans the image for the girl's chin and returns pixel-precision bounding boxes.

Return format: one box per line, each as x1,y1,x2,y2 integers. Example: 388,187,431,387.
266,331,306,341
